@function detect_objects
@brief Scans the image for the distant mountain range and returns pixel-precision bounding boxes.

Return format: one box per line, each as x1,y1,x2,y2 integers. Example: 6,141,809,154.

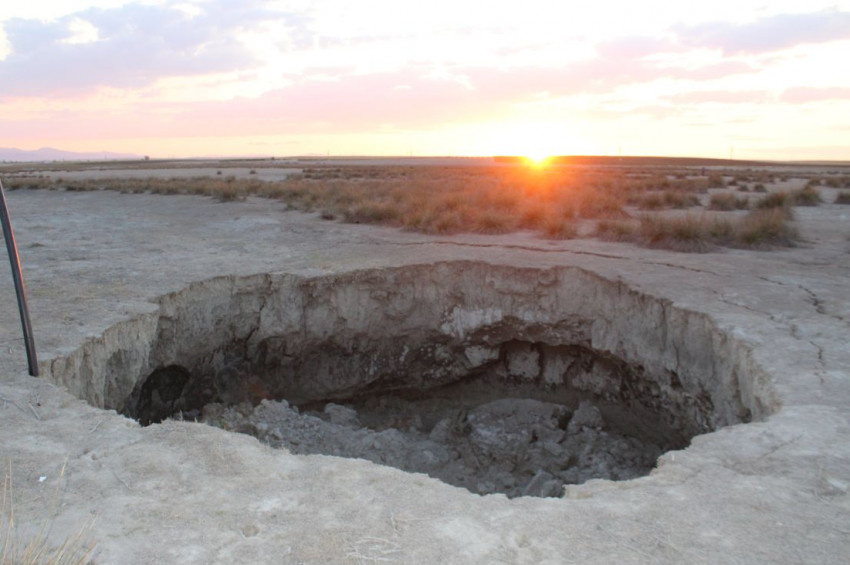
0,147,144,162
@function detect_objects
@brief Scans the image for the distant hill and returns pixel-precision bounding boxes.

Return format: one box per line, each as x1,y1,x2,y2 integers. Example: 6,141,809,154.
0,147,143,162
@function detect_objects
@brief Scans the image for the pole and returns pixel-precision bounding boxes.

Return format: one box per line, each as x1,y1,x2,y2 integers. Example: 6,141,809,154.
0,179,38,376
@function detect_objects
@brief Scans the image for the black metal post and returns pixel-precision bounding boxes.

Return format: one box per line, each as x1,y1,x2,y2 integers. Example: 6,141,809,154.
0,179,38,376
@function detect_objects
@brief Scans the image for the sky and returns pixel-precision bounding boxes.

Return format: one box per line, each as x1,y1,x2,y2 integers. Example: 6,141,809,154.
0,1,849,160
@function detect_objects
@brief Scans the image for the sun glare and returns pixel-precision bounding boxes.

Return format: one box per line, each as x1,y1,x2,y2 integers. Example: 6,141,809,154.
525,153,552,167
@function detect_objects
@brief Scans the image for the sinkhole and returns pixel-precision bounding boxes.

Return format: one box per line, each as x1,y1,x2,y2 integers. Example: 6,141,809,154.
47,261,778,498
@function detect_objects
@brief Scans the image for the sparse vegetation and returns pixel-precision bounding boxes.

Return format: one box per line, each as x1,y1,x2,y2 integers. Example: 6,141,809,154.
734,208,800,247
596,209,799,252
709,193,749,211
2,160,822,251
755,191,790,210
631,191,700,210
706,174,725,188
835,191,850,204
790,185,822,206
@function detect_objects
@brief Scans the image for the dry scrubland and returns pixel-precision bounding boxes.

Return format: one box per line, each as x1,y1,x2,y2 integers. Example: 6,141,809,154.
4,160,850,252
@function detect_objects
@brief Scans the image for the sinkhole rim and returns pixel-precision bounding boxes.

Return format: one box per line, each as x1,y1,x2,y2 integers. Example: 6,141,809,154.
45,261,780,495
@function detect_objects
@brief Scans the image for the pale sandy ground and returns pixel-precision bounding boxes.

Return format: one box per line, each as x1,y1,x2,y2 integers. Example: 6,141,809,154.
0,177,849,564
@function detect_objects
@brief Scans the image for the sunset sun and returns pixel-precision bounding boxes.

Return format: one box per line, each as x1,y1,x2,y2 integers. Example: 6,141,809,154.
525,152,553,167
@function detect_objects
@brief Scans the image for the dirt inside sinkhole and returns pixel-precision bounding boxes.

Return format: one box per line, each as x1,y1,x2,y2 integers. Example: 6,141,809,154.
137,343,671,499
199,387,662,499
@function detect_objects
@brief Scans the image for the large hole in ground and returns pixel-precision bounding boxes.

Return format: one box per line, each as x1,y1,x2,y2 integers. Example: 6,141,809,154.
48,262,778,498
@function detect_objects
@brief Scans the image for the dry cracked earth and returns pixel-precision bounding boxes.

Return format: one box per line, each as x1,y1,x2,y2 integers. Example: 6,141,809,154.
1,167,849,564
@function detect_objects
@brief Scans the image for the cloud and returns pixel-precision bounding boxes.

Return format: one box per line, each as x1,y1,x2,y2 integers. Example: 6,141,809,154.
674,9,850,55
0,0,311,96
781,87,850,103
665,90,771,105
596,36,674,59
0,48,761,142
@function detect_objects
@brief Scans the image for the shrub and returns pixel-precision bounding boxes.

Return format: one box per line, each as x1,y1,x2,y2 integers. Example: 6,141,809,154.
471,209,516,234
733,208,799,248
755,192,790,210
752,183,766,192
790,186,822,206
216,185,246,202
707,174,725,188
639,214,716,252
834,191,850,205
665,191,700,208
343,203,400,224
601,210,800,252
709,193,749,211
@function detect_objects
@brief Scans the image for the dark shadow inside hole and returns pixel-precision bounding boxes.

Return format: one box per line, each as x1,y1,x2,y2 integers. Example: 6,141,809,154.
123,337,694,498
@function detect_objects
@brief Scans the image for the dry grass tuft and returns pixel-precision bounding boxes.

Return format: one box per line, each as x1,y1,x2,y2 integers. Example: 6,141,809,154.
790,185,822,206
638,214,720,252
2,462,96,565
834,191,850,205
708,193,749,211
596,209,799,252
732,208,800,248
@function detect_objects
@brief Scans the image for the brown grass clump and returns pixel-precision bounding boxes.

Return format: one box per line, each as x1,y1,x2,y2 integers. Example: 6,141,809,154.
755,186,820,212
540,213,578,240
754,191,792,215
835,191,850,204
638,214,719,252
708,193,749,211
706,174,726,188
599,209,799,252
732,208,800,248
789,185,822,206
2,176,57,190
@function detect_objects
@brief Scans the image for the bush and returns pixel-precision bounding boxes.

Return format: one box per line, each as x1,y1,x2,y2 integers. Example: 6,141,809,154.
755,192,790,210
707,174,725,188
639,214,716,252
599,210,800,252
733,208,799,248
343,203,401,224
790,186,822,206
709,193,749,211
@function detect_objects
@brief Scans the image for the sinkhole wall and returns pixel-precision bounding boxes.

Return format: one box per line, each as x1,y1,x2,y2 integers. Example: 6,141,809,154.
45,261,779,445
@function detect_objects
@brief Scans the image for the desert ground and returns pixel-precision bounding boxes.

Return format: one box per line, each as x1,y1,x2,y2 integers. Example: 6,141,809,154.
1,159,849,564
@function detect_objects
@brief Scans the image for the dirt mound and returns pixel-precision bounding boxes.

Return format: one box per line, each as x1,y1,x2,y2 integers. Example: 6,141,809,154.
201,395,662,498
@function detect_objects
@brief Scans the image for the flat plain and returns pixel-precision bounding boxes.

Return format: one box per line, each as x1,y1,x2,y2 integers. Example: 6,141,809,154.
1,157,849,564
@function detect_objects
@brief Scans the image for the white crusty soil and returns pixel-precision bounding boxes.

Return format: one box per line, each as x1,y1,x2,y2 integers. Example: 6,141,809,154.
1,186,849,564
